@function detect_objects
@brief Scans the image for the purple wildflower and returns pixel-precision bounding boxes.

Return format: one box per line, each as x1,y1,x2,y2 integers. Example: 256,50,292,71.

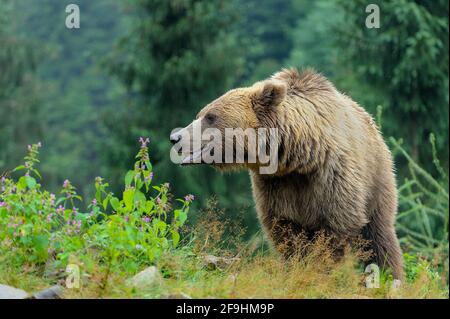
139,137,150,148
63,179,70,188
124,215,129,222
145,172,153,184
0,201,6,207
184,194,195,202
142,216,150,223
56,205,64,214
91,198,97,206
49,194,56,206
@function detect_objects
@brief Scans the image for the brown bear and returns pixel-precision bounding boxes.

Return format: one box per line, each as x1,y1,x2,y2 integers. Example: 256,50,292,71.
170,68,404,280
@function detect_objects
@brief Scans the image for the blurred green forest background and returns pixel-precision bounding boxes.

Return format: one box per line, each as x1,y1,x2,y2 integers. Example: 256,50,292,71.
1,0,448,242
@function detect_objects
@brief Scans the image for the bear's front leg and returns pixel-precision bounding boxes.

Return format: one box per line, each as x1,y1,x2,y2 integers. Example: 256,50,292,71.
259,211,353,261
259,212,311,259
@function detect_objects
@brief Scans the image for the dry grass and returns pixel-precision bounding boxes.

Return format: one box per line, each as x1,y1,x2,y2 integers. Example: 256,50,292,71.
1,200,447,299
1,244,447,299
156,237,447,299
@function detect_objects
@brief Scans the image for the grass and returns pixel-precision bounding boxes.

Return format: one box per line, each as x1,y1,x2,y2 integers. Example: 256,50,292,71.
0,239,447,299
1,202,448,299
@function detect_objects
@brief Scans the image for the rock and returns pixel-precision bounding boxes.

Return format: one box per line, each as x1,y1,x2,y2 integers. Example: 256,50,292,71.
127,266,162,290
202,255,240,270
161,292,192,299
0,284,29,299
392,279,402,289
29,285,64,299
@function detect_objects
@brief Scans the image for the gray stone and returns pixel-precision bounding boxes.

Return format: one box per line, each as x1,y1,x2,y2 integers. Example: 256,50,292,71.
0,284,29,299
202,255,240,270
29,285,64,299
127,266,162,289
161,292,192,299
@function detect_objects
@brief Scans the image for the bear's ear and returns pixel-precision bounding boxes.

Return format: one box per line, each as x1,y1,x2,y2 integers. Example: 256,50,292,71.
252,80,287,110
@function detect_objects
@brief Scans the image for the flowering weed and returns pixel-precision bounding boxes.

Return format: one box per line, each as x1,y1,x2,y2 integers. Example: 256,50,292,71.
0,138,193,275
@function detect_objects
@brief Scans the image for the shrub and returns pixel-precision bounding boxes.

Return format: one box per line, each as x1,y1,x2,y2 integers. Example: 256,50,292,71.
0,138,193,274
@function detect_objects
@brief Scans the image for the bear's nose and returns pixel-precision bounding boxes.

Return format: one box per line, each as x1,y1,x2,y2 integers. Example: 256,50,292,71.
170,132,182,144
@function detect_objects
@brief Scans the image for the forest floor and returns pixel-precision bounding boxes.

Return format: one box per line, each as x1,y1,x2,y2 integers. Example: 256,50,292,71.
1,232,447,299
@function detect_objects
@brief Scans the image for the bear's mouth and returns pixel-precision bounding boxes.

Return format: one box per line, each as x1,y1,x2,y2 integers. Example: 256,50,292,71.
180,143,213,165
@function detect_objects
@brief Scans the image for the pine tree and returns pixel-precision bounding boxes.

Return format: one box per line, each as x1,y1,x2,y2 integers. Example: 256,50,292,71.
105,0,254,223
0,2,43,172
336,0,449,166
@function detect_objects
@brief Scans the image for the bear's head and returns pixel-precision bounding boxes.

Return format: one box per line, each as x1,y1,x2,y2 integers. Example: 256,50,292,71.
170,79,287,174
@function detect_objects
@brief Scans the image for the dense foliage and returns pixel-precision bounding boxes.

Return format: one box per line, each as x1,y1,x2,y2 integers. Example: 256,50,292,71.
336,0,449,167
0,140,193,275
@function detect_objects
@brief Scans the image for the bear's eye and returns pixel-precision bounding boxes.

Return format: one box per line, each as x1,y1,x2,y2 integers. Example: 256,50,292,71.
205,113,217,124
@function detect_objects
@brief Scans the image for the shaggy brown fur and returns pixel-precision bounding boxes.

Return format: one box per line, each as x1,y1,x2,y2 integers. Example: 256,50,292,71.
174,68,404,280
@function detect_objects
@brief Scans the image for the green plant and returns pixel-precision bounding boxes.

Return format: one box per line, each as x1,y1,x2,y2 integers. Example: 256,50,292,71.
403,253,441,283
0,138,193,274
391,135,448,276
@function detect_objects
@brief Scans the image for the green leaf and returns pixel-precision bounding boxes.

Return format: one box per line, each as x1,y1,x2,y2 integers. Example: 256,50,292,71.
95,190,101,203
134,190,146,206
31,168,42,179
13,165,26,172
178,210,187,226
145,200,155,214
125,170,134,187
110,197,120,211
123,188,135,211
103,197,109,210
17,176,27,192
145,160,153,172
171,230,180,247
32,234,49,261
136,178,144,190
25,176,37,189
157,220,167,233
